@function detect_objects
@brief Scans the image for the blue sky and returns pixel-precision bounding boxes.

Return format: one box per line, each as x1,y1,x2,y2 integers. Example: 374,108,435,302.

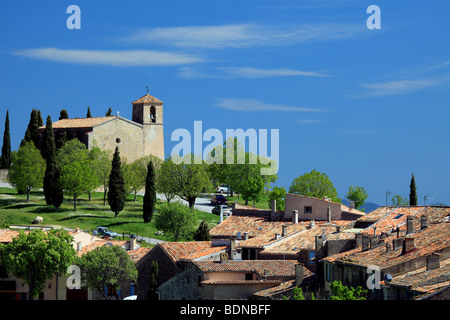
1,0,449,206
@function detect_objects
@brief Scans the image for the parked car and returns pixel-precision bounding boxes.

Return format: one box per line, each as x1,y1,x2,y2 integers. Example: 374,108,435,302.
123,295,137,300
211,194,227,206
212,205,232,216
216,185,230,193
95,227,118,238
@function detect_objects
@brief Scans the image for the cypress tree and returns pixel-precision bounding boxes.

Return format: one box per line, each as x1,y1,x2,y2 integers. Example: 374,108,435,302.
43,115,63,207
143,161,156,223
147,260,159,300
409,173,417,206
37,110,43,127
86,106,92,118
108,146,126,217
194,220,211,241
1,110,11,169
59,109,69,120
20,109,40,148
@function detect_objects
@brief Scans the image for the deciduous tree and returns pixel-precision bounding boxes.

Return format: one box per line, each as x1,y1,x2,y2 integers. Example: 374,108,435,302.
346,185,369,210
289,169,340,203
154,202,197,241
77,245,137,300
0,229,76,300
8,141,45,202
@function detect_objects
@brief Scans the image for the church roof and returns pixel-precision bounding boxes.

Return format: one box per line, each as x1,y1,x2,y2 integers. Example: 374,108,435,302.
38,116,117,129
132,93,163,104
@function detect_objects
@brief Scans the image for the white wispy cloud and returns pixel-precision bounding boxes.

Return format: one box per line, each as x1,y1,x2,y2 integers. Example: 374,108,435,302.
215,98,327,112
123,23,364,49
358,77,446,97
178,66,328,79
14,48,203,66
219,67,328,78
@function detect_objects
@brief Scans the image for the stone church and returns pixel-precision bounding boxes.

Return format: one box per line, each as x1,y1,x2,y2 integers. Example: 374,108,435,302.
38,91,164,163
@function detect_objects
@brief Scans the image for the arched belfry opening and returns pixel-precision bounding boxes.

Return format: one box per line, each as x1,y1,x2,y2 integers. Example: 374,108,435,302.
150,106,156,123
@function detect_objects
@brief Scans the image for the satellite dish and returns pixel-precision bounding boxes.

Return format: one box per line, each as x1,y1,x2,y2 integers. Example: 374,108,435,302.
384,274,392,282
236,232,242,240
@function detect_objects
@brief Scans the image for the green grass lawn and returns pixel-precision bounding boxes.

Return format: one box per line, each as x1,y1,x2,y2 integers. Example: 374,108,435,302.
0,187,220,243
226,192,270,210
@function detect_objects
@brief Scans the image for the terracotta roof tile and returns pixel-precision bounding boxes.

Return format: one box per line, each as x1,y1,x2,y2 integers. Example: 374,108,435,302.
193,260,303,278
38,116,117,129
132,93,163,104
321,222,450,270
158,241,227,263
0,229,20,243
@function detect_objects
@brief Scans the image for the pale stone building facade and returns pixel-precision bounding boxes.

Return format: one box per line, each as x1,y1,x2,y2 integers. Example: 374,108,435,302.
38,92,165,163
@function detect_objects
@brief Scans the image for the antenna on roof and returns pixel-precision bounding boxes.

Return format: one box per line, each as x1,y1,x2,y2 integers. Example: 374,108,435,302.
146,86,149,94
424,195,434,206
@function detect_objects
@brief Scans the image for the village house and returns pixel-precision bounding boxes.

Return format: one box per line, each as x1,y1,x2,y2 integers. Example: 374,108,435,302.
320,206,450,300
157,253,314,300
136,241,229,300
0,228,150,300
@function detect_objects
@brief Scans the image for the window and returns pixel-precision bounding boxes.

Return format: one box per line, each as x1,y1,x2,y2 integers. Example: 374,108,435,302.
197,274,203,287
116,137,121,143
309,250,315,265
245,273,253,280
304,206,312,213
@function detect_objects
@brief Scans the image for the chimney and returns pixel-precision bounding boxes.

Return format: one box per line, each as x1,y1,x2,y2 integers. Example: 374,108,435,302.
76,241,82,252
129,234,137,250
220,252,229,264
282,225,288,237
362,234,370,251
295,264,304,286
392,237,404,250
426,252,440,271
420,215,428,230
373,226,377,237
355,233,362,248
243,232,249,240
220,206,224,223
292,210,298,224
406,216,414,235
402,236,415,254
309,220,316,229
275,233,281,240
385,242,392,253
327,205,332,222
271,200,276,215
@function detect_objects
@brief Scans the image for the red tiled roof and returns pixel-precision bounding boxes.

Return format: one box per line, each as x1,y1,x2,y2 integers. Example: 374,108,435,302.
0,229,20,243
193,260,302,278
322,222,450,270
127,247,152,263
132,93,163,104
38,116,117,129
358,206,450,235
202,280,282,285
158,241,227,263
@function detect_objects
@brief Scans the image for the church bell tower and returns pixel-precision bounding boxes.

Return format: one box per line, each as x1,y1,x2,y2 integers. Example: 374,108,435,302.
131,88,164,159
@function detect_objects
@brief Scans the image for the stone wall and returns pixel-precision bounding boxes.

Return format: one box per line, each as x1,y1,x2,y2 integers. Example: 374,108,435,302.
285,193,342,221
0,169,8,181
89,117,145,163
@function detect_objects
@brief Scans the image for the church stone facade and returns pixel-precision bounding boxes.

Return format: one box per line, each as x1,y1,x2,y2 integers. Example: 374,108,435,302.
38,92,164,163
